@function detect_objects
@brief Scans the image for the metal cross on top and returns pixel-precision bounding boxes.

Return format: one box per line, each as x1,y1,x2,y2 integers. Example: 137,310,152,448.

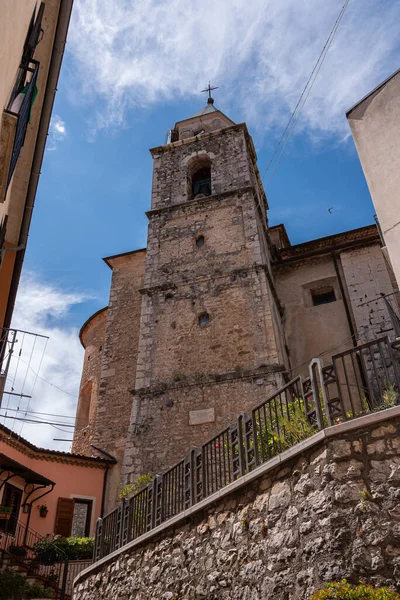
201,82,218,104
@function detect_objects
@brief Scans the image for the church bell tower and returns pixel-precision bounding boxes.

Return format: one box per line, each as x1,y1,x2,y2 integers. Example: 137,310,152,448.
122,92,288,483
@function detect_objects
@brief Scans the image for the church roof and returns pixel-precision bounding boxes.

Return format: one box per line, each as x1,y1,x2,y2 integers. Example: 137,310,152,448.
189,102,219,119
174,101,235,129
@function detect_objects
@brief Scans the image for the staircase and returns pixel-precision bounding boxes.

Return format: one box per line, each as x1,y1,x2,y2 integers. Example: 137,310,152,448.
0,520,91,599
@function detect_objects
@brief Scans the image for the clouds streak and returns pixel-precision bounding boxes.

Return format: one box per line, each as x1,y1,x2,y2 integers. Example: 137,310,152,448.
67,0,400,139
2,273,86,451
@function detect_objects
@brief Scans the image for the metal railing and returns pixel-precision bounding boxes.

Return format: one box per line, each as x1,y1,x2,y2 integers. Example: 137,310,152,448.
94,336,400,562
5,60,39,188
0,519,92,599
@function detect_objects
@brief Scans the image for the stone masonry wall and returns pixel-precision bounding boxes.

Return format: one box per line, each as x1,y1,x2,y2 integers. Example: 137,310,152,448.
123,122,287,486
341,245,398,341
74,411,400,600
121,369,284,485
92,250,146,512
150,125,252,210
72,308,107,456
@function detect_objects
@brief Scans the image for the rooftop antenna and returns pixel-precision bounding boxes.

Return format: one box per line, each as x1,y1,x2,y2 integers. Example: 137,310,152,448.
201,82,218,105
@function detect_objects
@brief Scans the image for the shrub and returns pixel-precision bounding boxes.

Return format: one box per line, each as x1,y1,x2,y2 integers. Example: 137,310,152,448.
310,580,400,599
0,568,26,600
118,474,154,500
24,583,54,599
33,536,94,563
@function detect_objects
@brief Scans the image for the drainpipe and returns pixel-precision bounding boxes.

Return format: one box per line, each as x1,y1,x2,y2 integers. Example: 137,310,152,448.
3,0,74,331
90,444,117,518
332,251,370,405
331,251,357,348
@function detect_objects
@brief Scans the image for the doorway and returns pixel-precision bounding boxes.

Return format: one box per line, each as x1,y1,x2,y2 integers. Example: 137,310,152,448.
0,482,22,534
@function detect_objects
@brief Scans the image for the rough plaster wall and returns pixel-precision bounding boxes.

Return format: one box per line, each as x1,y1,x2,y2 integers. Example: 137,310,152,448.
347,73,400,287
72,310,107,456
274,256,353,377
341,245,397,341
92,252,146,512
74,417,400,600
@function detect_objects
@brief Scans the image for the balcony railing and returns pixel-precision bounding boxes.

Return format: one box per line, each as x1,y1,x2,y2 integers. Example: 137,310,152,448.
94,335,400,562
5,60,39,189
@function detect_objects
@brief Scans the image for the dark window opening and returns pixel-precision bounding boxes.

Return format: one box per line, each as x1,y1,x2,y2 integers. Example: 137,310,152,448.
199,312,210,327
196,235,205,248
312,288,336,306
192,167,211,198
0,483,22,535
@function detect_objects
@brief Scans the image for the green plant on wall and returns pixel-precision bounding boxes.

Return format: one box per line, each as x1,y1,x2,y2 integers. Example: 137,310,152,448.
254,397,317,461
118,474,154,500
33,536,94,563
310,580,400,599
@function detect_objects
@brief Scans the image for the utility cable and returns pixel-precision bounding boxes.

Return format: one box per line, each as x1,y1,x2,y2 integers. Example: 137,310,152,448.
19,336,48,439
262,0,351,188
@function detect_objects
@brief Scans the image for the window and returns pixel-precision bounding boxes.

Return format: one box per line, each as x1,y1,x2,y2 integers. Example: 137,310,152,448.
71,499,93,537
188,156,212,199
22,3,44,66
198,312,210,327
192,167,211,198
311,288,336,306
196,235,205,248
0,483,22,534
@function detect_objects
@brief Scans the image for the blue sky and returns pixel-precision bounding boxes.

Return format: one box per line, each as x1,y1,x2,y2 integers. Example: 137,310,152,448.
4,0,400,449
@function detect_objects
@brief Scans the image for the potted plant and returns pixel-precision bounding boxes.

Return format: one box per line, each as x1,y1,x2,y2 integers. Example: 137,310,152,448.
0,505,12,520
37,504,48,518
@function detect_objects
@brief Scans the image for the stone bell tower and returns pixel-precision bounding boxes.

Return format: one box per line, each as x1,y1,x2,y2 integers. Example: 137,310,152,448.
122,94,288,484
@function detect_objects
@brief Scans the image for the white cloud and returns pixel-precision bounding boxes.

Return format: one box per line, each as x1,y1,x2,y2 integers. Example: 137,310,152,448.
47,115,67,151
67,0,400,141
1,272,87,452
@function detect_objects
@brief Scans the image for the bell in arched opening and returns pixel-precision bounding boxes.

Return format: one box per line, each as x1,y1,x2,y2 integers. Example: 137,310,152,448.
192,167,211,198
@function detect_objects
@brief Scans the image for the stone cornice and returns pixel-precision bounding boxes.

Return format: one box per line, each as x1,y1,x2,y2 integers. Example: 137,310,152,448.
139,263,274,296
149,122,249,156
130,363,286,396
274,225,379,266
145,186,255,219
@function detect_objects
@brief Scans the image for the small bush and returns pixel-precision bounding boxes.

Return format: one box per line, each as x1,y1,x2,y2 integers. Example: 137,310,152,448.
33,536,94,563
310,580,400,599
0,568,26,600
24,583,54,599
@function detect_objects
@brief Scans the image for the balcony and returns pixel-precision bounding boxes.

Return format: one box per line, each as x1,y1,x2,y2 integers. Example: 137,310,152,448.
0,60,39,202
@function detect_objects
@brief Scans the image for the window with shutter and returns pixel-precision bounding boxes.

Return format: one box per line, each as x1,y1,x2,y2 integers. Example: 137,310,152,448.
54,497,75,537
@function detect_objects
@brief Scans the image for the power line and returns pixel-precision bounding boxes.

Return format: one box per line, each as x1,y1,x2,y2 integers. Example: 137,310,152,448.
19,336,48,439
262,0,351,188
0,406,75,420
13,356,77,398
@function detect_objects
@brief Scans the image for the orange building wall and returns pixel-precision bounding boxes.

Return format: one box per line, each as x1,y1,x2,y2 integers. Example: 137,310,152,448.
0,438,107,538
0,241,16,329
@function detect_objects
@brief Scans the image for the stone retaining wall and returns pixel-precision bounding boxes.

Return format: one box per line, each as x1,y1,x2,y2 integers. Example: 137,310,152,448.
74,409,400,600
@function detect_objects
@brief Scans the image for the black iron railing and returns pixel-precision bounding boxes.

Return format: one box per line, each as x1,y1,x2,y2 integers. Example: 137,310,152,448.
0,519,92,599
94,336,400,562
5,60,39,188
